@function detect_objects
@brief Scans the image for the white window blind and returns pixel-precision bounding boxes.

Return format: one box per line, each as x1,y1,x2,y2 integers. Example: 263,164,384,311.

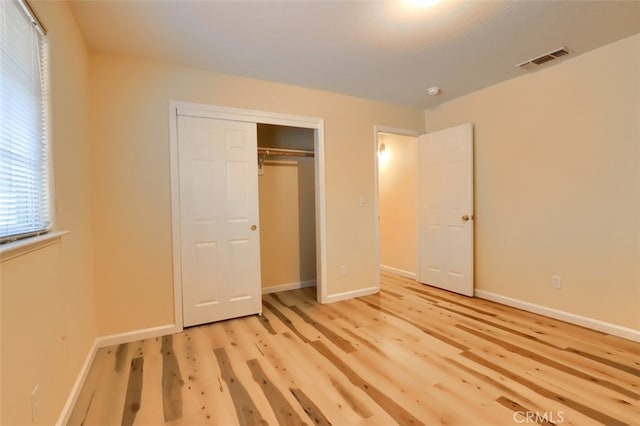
0,0,51,243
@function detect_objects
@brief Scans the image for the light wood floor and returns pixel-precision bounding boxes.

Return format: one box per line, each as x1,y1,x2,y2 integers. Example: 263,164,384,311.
69,272,640,425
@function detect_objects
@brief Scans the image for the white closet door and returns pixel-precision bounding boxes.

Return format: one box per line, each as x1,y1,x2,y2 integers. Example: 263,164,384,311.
178,115,262,327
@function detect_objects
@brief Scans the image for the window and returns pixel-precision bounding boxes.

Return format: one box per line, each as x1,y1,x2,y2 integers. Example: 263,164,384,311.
0,0,51,243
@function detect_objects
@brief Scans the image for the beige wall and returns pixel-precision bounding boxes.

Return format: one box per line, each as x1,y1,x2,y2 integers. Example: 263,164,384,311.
378,133,418,275
89,53,424,334
0,1,96,424
259,160,316,289
425,34,640,330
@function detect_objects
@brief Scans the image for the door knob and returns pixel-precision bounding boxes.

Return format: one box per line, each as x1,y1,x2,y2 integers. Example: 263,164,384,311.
250,224,257,231
461,215,471,221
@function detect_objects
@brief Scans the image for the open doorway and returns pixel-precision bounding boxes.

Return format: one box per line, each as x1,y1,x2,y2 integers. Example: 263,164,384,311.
375,128,419,281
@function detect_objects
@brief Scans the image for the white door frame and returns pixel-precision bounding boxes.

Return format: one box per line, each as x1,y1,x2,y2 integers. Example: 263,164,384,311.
169,100,327,330
373,125,421,289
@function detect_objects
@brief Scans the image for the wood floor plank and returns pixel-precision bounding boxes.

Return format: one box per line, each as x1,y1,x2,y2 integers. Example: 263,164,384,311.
462,350,629,425
262,300,315,343
356,313,468,359
310,340,425,425
160,335,183,422
246,358,309,425
133,337,165,425
407,281,627,355
169,328,217,425
272,337,368,423
288,304,357,353
389,274,619,350
222,315,330,422
355,296,470,351
444,355,600,426
66,347,110,426
527,364,640,425
456,323,640,400
69,273,640,426
121,356,144,426
571,344,640,374
289,388,333,426
320,298,382,328
221,317,267,361
213,347,270,425
81,345,132,426
602,333,640,356
263,329,382,423
495,396,555,426
199,320,233,350
182,325,240,425
347,325,447,388
455,316,640,395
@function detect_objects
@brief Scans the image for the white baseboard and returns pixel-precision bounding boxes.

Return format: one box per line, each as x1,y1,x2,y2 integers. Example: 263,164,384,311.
380,264,416,280
475,290,640,343
262,280,316,295
324,285,379,303
96,323,180,348
56,339,98,426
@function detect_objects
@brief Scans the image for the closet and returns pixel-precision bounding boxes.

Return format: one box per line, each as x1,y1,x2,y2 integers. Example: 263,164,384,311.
257,124,317,294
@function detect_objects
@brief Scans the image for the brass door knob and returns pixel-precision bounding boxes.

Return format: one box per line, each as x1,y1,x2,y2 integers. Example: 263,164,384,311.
461,215,471,221
251,224,257,231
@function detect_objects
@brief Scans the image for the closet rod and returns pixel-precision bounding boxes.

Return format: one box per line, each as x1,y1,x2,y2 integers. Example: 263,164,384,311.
257,147,314,157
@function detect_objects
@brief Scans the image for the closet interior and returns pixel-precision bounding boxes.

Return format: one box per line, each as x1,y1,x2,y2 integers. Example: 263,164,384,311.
257,124,317,294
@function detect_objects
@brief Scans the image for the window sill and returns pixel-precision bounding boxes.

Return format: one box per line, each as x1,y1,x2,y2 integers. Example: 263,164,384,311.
0,230,70,263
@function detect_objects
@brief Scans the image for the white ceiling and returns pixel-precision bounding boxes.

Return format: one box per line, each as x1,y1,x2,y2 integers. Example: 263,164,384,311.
67,0,640,109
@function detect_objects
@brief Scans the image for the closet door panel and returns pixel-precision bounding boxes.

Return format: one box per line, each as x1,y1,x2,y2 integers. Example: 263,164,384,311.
194,241,221,305
178,115,262,327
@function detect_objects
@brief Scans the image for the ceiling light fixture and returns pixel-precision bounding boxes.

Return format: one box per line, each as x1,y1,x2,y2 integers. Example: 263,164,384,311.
427,86,441,96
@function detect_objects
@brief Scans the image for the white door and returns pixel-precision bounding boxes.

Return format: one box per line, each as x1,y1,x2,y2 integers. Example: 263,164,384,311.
177,115,262,327
418,123,474,296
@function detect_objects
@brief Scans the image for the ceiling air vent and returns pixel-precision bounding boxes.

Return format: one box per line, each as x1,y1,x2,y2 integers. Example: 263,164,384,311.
515,47,571,70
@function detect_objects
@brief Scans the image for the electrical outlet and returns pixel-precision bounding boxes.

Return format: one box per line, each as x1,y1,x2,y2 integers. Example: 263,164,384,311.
31,384,40,421
551,274,562,289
